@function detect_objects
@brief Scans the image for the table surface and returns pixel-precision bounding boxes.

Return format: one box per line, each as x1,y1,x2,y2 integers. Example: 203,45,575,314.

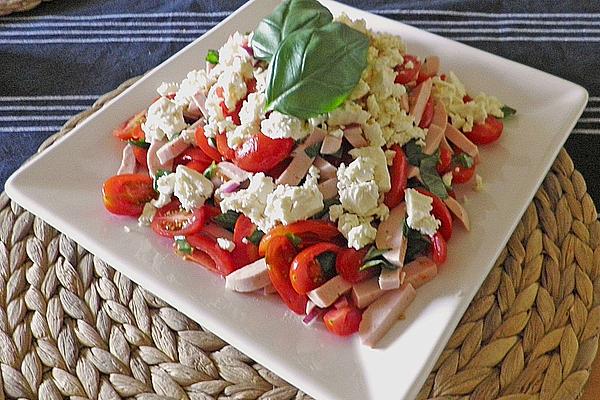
1,0,599,398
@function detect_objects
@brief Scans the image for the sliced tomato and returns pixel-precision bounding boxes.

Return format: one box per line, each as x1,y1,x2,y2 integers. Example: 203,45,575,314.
465,116,503,145
231,215,261,269
419,98,434,128
266,157,292,180
186,233,236,276
132,146,148,168
151,200,218,238
102,174,155,216
246,78,257,94
394,55,421,85
220,100,242,125
450,151,477,184
174,146,214,169
194,126,222,162
431,232,447,265
259,220,342,256
265,236,307,314
436,146,452,174
234,133,294,173
335,247,378,284
290,243,340,294
113,110,145,141
384,145,409,209
415,188,453,241
323,305,362,336
216,132,236,161
185,160,209,174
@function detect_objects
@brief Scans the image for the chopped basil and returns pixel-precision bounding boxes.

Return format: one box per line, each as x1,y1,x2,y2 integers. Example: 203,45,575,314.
206,49,219,64
208,137,217,148
312,197,340,219
420,150,449,199
153,170,171,191
404,140,426,166
404,223,430,262
212,210,240,232
453,153,474,168
128,139,150,149
175,237,192,255
360,245,395,271
304,141,322,158
203,161,218,179
501,105,517,118
363,246,388,262
246,228,265,246
286,233,302,248
317,251,337,279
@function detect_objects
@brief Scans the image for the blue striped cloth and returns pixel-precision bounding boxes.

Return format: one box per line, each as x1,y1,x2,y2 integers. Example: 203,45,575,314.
1,0,599,207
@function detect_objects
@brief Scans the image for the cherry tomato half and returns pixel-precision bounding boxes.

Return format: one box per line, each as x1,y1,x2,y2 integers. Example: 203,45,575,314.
450,151,477,184
234,133,294,173
336,247,378,284
174,146,214,170
259,220,342,256
151,200,219,238
418,98,434,128
132,146,148,168
231,215,261,269
323,305,362,336
113,110,145,141
186,233,236,276
194,126,222,162
431,232,447,265
415,188,453,241
102,174,155,216
220,100,242,125
290,243,340,294
436,146,452,174
384,145,409,209
216,132,236,161
394,55,421,85
466,116,504,145
265,236,307,314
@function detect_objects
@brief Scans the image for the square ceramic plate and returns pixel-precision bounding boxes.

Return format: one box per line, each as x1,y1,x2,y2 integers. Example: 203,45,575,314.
6,1,588,399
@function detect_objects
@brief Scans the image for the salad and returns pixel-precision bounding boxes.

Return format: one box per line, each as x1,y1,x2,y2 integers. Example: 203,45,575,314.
102,0,515,347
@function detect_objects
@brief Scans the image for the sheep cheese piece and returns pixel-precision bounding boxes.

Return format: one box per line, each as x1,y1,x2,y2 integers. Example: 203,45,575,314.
219,173,275,232
138,202,157,226
260,111,310,141
151,165,214,211
174,69,214,107
405,188,440,236
142,97,188,142
217,237,236,252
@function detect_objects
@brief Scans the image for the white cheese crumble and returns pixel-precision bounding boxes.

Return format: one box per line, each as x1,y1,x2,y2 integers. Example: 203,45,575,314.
473,174,485,192
337,213,377,250
349,146,391,193
328,101,370,127
239,92,266,126
138,202,157,226
385,149,396,166
337,157,380,215
220,173,276,232
173,165,214,211
174,69,214,107
123,226,131,233
217,237,236,252
157,82,179,97
405,188,441,236
260,111,310,141
142,97,188,142
151,173,176,208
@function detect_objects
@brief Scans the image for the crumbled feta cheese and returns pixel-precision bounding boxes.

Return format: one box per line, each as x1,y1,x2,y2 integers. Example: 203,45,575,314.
261,111,310,141
363,121,386,148
254,68,268,93
173,165,214,211
174,69,214,107
405,61,414,70
239,92,266,126
217,237,236,252
152,173,176,208
350,79,370,100
405,188,441,236
337,157,380,216
385,149,396,166
335,213,376,250
216,65,248,110
349,146,391,192
329,204,344,222
123,226,131,233
220,173,276,232
328,101,370,127
138,202,158,226
142,97,188,142
157,82,179,97
219,31,253,67
329,128,343,138
227,123,259,149
473,174,485,192
370,61,405,100
442,172,453,188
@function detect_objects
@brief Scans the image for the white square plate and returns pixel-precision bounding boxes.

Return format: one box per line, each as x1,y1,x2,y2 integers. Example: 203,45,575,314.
6,1,588,399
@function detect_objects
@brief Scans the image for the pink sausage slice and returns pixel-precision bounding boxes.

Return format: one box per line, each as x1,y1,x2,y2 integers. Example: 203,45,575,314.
444,124,479,159
382,237,407,268
147,139,173,177
277,150,314,186
424,124,445,156
307,275,352,308
352,278,385,309
431,101,448,131
376,203,406,250
318,178,338,200
378,268,405,291
443,196,470,231
225,258,270,292
313,156,337,180
117,144,137,175
320,134,343,155
343,125,368,148
403,257,437,289
359,283,417,347
421,56,440,78
409,78,433,126
157,135,190,165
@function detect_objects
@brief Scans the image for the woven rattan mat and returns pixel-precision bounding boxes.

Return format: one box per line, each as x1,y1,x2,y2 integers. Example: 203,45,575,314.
1,77,599,400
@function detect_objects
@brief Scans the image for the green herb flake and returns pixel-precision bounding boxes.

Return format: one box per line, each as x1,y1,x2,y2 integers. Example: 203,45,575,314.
419,150,449,199
501,105,517,118
128,139,150,149
312,197,340,219
175,237,193,255
304,141,322,158
360,246,395,271
153,170,171,191
203,161,218,179
453,153,474,168
246,228,265,246
404,140,426,166
212,210,240,232
286,233,302,248
404,223,431,262
316,251,337,279
205,49,219,64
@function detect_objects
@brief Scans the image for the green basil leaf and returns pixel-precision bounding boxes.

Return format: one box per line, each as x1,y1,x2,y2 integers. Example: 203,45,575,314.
453,153,474,168
363,246,389,262
203,161,218,179
251,0,333,61
404,140,426,166
266,22,369,119
212,210,240,232
501,105,517,118
304,141,322,158
360,258,394,271
205,49,219,65
175,237,193,255
404,224,430,263
317,251,337,279
312,197,340,219
129,139,150,149
153,170,171,191
420,151,448,199
286,233,302,248
246,228,265,246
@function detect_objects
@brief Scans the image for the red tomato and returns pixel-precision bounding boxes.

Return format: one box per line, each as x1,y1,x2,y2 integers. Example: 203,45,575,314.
246,78,257,94
431,232,447,265
290,243,340,294
234,133,294,173
259,220,342,256
466,116,504,145
102,174,155,216
415,188,453,241
174,146,214,169
450,151,477,184
112,110,145,141
335,247,378,284
394,55,421,85
265,236,307,314
384,145,409,209
216,132,236,160
436,146,452,174
323,305,362,336
185,160,210,174
266,158,292,180
194,126,222,162
419,98,434,128
463,95,473,103
231,215,261,269
219,100,242,125
186,233,236,276
132,146,148,168
151,200,218,238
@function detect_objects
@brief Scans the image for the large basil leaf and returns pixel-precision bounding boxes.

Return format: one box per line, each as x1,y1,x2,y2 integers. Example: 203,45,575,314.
251,0,333,61
266,22,369,119
420,151,449,199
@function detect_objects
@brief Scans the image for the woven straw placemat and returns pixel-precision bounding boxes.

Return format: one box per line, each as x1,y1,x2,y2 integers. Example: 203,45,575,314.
1,77,599,400
0,0,51,16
